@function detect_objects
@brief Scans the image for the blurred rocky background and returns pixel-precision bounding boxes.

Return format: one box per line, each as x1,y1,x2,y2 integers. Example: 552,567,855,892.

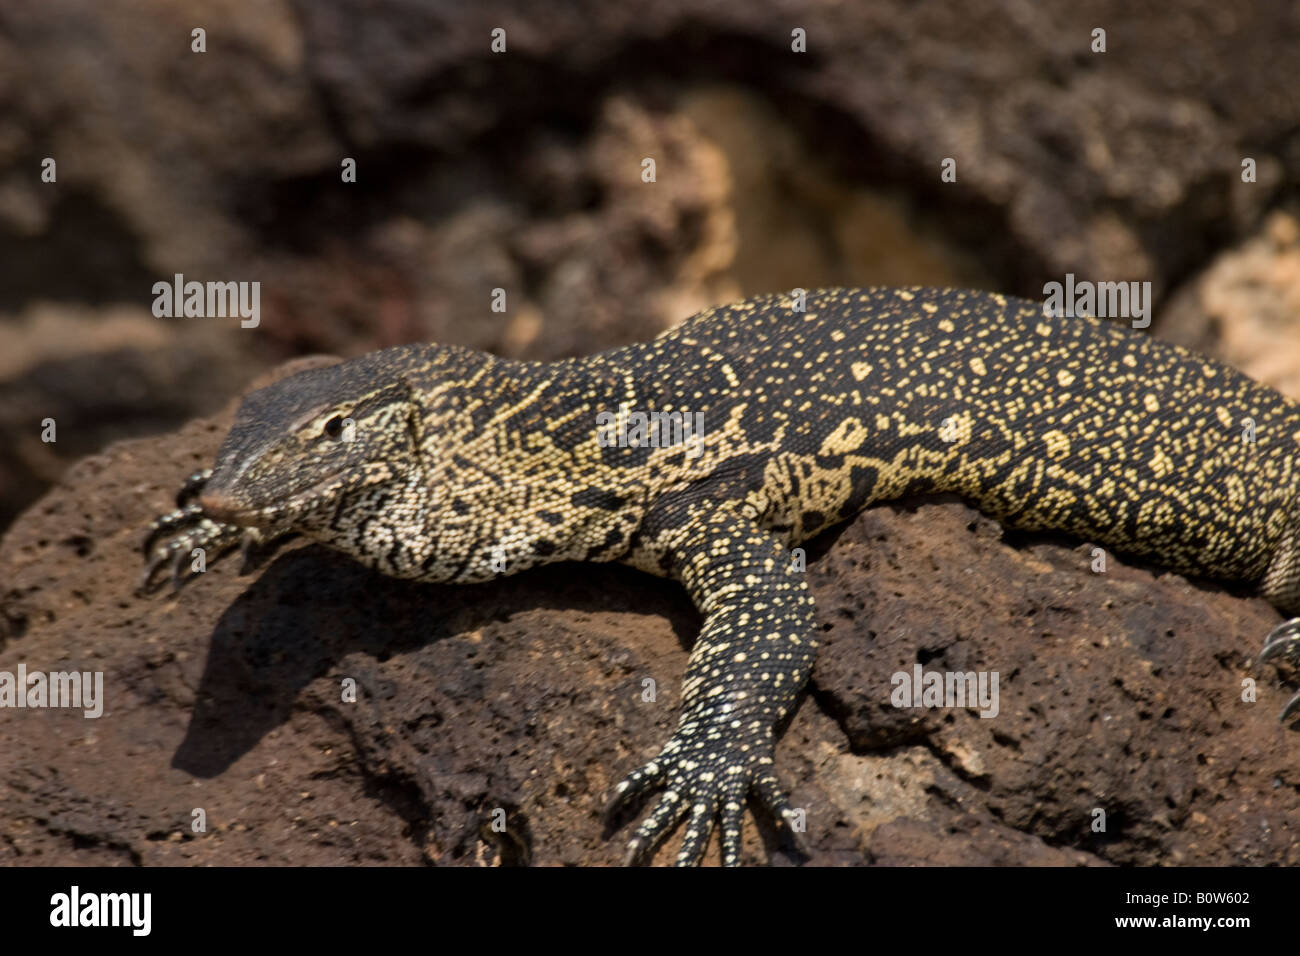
2,0,1299,865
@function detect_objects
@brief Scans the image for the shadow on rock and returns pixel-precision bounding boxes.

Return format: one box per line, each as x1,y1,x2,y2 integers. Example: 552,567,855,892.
172,543,696,778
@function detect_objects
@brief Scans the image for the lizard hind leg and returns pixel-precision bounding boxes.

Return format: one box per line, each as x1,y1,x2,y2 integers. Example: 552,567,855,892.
1257,513,1300,719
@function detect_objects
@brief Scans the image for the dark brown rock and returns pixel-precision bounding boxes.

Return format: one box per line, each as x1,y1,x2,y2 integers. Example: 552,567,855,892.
808,501,1300,865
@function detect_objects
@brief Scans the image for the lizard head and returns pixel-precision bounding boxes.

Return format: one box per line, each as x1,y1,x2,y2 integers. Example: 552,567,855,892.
197,344,644,583
198,346,430,538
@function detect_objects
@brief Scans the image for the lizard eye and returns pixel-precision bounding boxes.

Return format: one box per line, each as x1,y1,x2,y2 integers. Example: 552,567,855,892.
323,416,345,439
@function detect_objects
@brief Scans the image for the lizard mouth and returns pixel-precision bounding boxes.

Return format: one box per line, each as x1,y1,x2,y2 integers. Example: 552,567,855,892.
199,469,352,528
198,493,279,528
282,472,351,515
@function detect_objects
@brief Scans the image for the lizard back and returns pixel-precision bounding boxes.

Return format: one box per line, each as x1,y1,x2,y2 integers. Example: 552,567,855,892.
619,287,1300,601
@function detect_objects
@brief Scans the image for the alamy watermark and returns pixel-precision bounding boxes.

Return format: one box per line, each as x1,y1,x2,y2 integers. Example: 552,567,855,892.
0,664,103,718
50,886,150,936
891,664,999,718
1042,273,1151,329
596,403,705,458
151,273,260,328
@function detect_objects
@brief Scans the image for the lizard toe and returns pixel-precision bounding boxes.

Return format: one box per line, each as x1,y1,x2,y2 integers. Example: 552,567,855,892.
175,468,213,507
623,789,687,865
141,503,205,556
754,770,810,859
604,757,668,835
672,799,717,866
720,795,745,866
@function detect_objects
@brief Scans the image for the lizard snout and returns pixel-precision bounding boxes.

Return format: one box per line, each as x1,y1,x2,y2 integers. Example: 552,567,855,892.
198,491,243,523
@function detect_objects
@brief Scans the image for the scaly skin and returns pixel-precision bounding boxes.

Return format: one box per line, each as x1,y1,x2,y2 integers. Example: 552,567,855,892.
142,287,1300,865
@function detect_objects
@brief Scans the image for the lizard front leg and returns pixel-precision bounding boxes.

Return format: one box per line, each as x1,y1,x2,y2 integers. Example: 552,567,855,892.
607,500,817,866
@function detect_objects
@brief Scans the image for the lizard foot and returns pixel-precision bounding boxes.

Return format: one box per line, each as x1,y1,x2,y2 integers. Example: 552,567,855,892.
138,469,265,594
1260,617,1300,720
604,727,802,866
139,513,247,595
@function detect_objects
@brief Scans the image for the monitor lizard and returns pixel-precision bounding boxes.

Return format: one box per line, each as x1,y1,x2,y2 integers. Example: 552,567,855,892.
139,286,1300,866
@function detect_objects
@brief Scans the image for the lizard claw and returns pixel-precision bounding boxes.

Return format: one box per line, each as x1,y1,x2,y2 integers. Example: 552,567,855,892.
170,546,192,590
1259,617,1300,664
1259,617,1300,722
605,727,798,866
1280,692,1300,722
